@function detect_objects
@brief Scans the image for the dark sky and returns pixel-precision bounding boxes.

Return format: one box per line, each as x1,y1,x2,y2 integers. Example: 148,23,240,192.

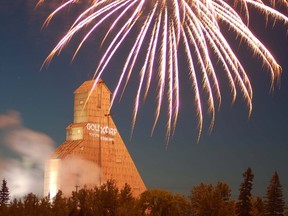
0,1,287,200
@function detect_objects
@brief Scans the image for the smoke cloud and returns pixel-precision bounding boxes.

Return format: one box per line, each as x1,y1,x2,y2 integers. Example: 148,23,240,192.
0,110,21,129
57,157,101,196
0,110,55,198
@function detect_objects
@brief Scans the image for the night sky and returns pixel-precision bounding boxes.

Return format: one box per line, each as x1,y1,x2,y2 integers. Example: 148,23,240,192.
0,1,287,200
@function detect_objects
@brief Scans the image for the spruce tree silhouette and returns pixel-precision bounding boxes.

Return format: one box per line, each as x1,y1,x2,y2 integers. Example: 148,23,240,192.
265,171,285,216
0,179,10,206
236,167,254,216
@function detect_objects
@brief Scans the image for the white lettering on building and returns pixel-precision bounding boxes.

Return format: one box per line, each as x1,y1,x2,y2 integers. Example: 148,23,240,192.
86,123,117,138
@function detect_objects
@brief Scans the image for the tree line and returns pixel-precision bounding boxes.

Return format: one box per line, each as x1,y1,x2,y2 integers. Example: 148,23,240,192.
0,168,287,216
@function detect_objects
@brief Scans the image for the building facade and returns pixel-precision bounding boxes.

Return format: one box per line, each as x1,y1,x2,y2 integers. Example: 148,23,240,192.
44,80,146,198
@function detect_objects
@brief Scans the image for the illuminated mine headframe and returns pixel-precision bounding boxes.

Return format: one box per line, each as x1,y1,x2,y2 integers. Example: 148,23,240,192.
44,79,146,198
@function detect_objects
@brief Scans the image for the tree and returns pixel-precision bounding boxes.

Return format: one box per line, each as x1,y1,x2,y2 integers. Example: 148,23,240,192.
38,196,53,216
265,171,285,216
9,198,24,216
118,183,134,205
52,190,69,216
251,197,265,216
138,189,191,216
22,193,40,216
236,167,254,216
190,182,235,216
117,183,139,216
0,179,10,206
92,179,119,216
169,194,192,216
82,189,96,216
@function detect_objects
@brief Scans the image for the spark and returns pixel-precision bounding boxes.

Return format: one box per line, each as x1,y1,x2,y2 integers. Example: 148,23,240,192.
39,0,288,141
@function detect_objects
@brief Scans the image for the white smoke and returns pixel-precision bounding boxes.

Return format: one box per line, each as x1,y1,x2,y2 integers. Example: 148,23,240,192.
0,110,21,129
0,110,55,198
59,157,101,196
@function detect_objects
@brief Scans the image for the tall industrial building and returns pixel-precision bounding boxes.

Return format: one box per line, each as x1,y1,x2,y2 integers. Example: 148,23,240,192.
44,80,146,197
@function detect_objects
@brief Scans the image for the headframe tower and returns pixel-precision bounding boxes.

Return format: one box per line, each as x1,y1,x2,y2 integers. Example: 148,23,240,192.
44,80,146,197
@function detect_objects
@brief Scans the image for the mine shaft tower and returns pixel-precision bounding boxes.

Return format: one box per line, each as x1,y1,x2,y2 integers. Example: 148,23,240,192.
44,80,146,197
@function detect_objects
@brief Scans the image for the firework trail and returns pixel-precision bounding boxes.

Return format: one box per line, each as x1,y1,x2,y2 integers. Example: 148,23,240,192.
38,0,288,141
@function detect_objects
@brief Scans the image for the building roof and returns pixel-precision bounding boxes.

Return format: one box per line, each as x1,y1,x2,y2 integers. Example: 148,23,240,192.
52,140,84,159
74,79,111,94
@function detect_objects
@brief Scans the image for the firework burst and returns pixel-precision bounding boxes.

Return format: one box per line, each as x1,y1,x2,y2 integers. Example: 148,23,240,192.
38,0,288,141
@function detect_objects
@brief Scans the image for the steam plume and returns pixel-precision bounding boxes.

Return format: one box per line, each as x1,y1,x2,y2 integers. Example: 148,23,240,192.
0,110,55,198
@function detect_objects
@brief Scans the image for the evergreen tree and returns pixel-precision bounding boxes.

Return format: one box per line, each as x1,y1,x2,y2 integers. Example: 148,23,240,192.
236,167,254,216
265,171,285,216
0,179,10,206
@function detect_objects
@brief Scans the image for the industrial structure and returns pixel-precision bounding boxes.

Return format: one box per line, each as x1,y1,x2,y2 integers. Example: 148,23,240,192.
44,80,146,198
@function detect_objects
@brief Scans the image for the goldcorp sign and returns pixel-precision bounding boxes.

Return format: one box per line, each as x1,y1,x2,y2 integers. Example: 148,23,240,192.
86,123,117,141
